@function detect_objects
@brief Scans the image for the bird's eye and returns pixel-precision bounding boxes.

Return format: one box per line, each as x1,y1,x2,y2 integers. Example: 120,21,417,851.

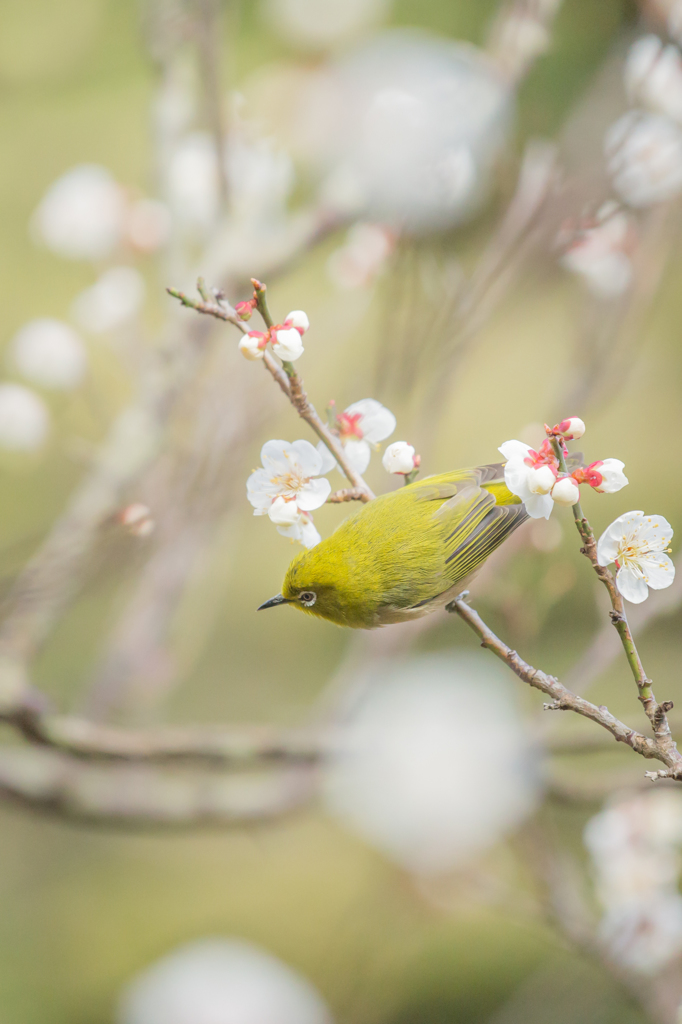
299,591,317,607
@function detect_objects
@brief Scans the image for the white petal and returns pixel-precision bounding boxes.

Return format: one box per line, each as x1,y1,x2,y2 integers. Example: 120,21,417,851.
272,328,304,361
285,310,309,333
503,459,532,501
633,514,674,552
246,468,276,509
315,441,337,475
300,519,321,548
639,552,675,590
595,458,628,493
498,439,532,461
260,439,291,474
277,522,302,540
616,566,649,603
527,465,556,495
268,496,302,526
343,439,371,474
343,399,396,443
289,438,323,477
297,477,332,510
524,493,554,520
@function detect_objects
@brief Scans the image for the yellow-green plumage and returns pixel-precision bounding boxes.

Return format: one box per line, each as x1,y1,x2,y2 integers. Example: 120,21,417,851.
275,463,527,629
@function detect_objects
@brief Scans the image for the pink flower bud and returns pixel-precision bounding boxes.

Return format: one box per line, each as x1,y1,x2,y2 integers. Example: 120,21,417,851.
551,476,581,506
382,441,418,475
556,416,586,440
234,300,255,321
119,503,155,536
284,310,309,335
239,331,267,361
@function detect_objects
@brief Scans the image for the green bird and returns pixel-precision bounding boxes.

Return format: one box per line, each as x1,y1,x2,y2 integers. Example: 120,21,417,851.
258,464,527,629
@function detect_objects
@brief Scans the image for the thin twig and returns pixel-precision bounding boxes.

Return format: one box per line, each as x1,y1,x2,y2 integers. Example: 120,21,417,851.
327,488,366,503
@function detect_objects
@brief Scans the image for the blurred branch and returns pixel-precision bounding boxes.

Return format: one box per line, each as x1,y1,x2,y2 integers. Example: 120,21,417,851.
0,746,315,828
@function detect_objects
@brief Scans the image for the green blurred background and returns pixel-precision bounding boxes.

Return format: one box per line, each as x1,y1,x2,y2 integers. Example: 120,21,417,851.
1,0,680,1020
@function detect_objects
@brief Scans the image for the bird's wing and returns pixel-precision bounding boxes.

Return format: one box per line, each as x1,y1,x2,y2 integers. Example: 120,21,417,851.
431,478,528,588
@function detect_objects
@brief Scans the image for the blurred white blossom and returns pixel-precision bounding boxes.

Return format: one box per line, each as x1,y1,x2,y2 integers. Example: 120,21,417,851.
324,654,541,874
382,441,418,475
559,206,634,298
277,511,321,548
625,35,682,123
597,510,675,604
167,133,220,231
585,790,682,973
550,476,580,506
319,398,396,475
117,937,333,1024
127,198,172,253
327,223,394,289
10,319,87,390
605,111,682,207
31,164,126,260
305,30,511,233
0,383,50,451
263,0,390,51
272,327,304,361
72,267,145,334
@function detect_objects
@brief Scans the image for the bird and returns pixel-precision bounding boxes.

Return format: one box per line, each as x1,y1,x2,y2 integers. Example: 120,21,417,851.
257,463,528,629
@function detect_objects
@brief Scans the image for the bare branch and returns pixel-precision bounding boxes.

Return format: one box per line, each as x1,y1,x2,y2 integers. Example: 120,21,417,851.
327,488,366,503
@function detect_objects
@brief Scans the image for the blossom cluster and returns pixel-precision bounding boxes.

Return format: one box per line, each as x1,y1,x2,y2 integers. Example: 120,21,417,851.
238,309,310,363
499,417,627,519
245,395,417,547
584,790,682,974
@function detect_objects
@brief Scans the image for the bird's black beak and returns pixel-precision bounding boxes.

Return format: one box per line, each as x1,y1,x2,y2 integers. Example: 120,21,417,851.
257,594,290,611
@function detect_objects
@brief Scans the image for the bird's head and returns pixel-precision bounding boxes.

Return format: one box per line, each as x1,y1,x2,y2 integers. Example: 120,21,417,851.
257,541,374,628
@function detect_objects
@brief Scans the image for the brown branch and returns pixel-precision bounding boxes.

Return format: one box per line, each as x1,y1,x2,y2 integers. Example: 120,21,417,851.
327,488,366,503
168,280,375,500
446,594,682,778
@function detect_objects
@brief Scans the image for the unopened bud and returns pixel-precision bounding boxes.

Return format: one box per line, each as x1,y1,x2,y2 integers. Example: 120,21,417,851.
239,331,267,361
556,416,586,440
119,503,155,536
382,441,418,475
272,327,304,362
527,464,556,495
267,496,301,526
551,476,581,506
584,458,628,494
284,310,310,334
234,300,255,321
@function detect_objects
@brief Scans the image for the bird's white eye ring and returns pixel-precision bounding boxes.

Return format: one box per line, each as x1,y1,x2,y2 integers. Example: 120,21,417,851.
299,591,317,607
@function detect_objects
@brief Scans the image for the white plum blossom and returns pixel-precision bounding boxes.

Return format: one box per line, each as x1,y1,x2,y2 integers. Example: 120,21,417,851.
625,35,682,123
72,267,145,334
31,164,126,260
325,398,396,474
272,327,304,362
323,654,541,874
597,510,675,604
586,458,628,493
0,383,50,451
551,476,580,506
284,310,309,333
11,319,87,390
167,133,220,232
117,937,333,1024
605,111,682,207
238,332,267,361
559,208,634,298
382,441,418,475
247,440,331,546
498,439,557,520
